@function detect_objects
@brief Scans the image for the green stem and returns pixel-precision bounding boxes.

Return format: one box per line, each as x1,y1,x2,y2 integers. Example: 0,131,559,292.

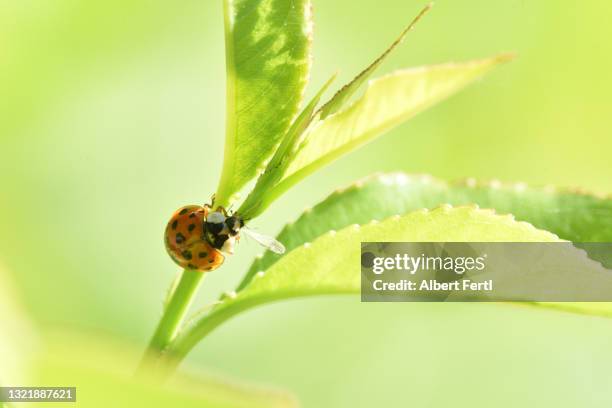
139,269,205,370
214,0,237,208
155,290,330,379
156,296,263,378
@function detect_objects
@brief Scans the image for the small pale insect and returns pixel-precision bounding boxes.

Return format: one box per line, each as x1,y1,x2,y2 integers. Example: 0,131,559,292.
164,204,285,272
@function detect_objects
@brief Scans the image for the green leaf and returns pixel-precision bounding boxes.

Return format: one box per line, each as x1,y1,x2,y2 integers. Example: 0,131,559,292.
318,4,432,119
167,206,559,364
215,0,313,207
238,3,432,220
34,333,297,408
254,55,513,211
239,74,337,219
242,173,612,289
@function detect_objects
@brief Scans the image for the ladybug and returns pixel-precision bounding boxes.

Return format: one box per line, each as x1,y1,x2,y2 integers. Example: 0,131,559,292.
164,205,223,271
164,204,285,272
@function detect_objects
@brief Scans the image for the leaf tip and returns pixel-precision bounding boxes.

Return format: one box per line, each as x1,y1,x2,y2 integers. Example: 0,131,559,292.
400,3,433,39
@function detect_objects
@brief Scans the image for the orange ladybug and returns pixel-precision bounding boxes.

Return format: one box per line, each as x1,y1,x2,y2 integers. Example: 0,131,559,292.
164,205,225,272
164,204,285,272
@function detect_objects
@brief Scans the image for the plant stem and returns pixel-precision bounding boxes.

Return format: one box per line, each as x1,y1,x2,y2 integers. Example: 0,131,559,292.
155,291,301,379
214,0,238,208
139,269,204,370
156,297,255,379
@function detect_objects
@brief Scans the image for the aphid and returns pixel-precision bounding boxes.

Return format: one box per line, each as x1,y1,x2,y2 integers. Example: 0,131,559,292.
164,204,285,272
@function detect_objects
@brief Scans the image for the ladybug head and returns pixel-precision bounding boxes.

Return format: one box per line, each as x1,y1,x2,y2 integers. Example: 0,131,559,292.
205,211,226,235
204,210,243,253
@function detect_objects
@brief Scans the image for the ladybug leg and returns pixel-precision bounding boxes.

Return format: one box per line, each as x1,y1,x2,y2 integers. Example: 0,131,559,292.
216,206,228,217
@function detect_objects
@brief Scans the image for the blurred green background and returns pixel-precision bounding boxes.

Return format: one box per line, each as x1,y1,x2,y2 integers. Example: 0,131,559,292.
1,1,612,406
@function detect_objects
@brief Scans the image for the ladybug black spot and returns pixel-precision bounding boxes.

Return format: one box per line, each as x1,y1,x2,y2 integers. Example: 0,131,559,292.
175,233,186,244
179,208,188,215
206,266,212,271
182,250,193,260
209,259,214,263
171,220,178,230
189,212,196,218
188,223,196,232
187,263,197,269
198,252,208,258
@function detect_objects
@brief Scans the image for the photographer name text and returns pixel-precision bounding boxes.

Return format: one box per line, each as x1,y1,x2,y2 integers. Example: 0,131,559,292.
372,279,493,292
